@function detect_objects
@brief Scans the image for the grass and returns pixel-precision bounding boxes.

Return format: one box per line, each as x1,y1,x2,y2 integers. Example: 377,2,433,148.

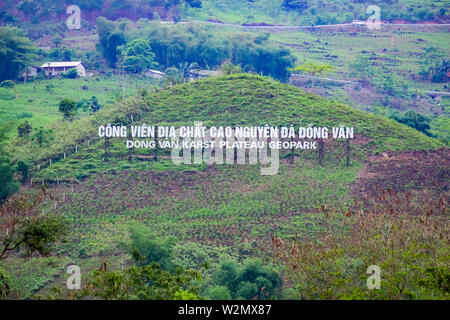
1,73,447,300
6,73,441,182
0,75,160,134
183,0,449,25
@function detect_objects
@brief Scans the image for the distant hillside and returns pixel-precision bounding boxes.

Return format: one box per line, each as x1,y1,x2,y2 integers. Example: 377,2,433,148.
187,0,450,25
7,74,442,181
1,0,448,28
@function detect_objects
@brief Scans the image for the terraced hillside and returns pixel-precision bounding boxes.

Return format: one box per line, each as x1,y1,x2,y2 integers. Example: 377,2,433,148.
2,75,447,298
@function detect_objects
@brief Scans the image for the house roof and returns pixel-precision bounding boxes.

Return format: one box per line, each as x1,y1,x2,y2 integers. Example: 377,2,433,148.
41,61,84,68
147,69,165,75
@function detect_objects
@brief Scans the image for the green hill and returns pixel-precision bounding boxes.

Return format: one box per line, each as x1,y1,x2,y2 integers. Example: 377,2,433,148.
9,74,441,179
4,74,447,299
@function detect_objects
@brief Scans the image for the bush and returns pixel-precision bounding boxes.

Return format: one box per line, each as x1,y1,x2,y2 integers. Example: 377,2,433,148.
62,68,78,79
213,258,281,300
389,110,431,135
76,263,201,300
17,112,33,119
17,121,32,137
271,190,449,299
58,98,76,120
16,161,29,182
208,286,232,300
129,223,177,271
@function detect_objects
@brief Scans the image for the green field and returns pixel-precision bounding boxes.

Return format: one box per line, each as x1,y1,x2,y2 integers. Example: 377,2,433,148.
0,75,159,132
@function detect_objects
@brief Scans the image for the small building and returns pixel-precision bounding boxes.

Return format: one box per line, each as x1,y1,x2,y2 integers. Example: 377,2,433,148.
40,61,87,77
145,69,165,79
19,66,43,80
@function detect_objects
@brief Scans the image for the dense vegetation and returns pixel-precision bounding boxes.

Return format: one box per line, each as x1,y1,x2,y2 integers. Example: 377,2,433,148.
0,26,36,82
0,74,448,300
95,18,296,81
0,1,448,301
271,189,449,299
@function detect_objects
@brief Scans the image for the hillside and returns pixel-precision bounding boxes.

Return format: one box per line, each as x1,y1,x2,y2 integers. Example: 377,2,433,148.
2,75,448,300
7,74,442,181
0,0,448,303
1,0,448,27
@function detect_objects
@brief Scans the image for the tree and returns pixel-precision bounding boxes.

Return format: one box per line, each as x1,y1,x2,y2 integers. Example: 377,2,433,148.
213,259,281,300
163,67,184,87
90,96,101,112
208,286,232,300
419,47,449,83
0,124,19,203
62,69,78,79
58,98,76,120
16,161,29,183
270,190,449,299
17,0,38,18
178,62,199,82
390,109,431,135
119,38,157,73
52,35,62,48
184,0,202,9
349,55,376,86
96,17,125,67
45,263,201,300
129,224,177,271
0,26,37,81
32,126,53,146
282,0,308,11
17,120,32,137
213,260,240,295
237,258,281,300
430,115,450,146
289,61,335,88
0,187,67,260
0,80,18,99
0,267,10,298
220,61,243,75
105,31,126,67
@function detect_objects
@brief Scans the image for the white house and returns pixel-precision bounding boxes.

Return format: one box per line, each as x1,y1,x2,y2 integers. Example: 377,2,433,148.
40,61,87,77
145,69,165,79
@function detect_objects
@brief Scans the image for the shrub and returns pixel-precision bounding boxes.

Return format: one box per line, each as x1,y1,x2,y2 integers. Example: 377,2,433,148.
16,161,29,182
62,68,78,79
213,258,281,300
208,286,232,300
129,223,177,271
17,121,32,137
58,98,76,120
270,190,449,299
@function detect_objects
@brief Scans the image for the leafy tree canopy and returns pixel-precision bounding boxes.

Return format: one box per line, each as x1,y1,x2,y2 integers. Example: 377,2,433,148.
0,26,37,81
